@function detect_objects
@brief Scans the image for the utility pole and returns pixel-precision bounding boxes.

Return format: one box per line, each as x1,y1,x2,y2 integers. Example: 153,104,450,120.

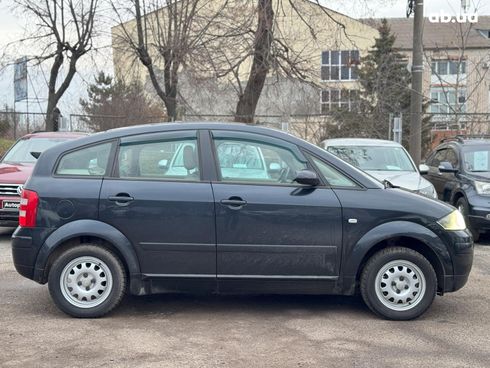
409,0,424,165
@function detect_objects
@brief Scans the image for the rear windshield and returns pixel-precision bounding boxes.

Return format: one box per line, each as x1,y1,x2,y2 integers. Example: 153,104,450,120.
2,137,69,164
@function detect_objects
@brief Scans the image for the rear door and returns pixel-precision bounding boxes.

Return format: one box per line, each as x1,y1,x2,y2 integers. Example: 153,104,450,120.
210,130,343,280
98,130,216,278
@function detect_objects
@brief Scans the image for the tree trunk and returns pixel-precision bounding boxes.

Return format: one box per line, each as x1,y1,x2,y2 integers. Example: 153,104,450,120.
235,0,274,123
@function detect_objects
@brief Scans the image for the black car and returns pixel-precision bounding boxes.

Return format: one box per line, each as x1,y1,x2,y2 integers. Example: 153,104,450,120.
424,136,490,241
12,123,473,320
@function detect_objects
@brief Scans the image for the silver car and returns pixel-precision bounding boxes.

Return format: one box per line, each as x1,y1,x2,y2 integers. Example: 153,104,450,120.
322,138,437,199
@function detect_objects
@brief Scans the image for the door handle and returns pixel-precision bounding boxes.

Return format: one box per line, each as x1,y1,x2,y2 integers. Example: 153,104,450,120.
220,197,247,209
108,193,134,206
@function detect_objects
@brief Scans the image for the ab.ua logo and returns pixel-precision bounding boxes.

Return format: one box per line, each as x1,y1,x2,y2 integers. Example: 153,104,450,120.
428,11,478,23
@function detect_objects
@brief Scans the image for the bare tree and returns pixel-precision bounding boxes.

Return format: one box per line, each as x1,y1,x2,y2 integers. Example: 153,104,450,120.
213,0,348,123
10,0,101,131
111,0,230,121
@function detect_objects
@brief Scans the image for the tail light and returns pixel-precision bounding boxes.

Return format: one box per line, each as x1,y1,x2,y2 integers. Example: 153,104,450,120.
19,189,39,227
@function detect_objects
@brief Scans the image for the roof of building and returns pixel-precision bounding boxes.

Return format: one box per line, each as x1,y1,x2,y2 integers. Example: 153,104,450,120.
362,16,490,50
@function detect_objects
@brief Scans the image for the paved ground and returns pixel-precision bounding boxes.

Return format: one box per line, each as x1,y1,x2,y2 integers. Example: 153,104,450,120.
0,228,489,368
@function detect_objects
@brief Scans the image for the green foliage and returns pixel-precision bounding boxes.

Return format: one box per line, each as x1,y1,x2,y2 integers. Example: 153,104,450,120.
0,138,15,157
325,19,424,148
80,72,164,132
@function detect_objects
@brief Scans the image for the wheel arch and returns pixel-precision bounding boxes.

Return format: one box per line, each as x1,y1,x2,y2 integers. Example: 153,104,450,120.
451,190,466,206
34,220,140,285
343,221,452,294
355,236,446,293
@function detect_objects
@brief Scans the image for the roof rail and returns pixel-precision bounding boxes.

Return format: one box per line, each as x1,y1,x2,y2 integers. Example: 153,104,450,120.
440,136,464,143
441,134,490,143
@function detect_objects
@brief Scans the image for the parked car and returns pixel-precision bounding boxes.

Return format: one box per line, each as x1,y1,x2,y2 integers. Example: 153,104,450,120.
322,138,437,199
12,123,473,320
423,136,490,241
0,131,86,226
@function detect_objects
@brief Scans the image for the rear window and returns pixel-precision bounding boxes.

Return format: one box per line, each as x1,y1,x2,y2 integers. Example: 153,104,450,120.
56,142,113,176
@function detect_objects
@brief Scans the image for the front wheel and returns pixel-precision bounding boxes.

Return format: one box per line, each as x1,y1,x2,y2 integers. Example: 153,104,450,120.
48,244,127,318
360,247,437,320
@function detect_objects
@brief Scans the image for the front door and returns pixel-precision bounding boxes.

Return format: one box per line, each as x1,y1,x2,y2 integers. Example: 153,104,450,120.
99,130,216,277
210,131,343,280
426,148,448,198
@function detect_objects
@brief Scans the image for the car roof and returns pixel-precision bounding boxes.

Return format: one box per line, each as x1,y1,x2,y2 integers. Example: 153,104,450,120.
322,138,403,147
21,131,88,139
32,122,383,189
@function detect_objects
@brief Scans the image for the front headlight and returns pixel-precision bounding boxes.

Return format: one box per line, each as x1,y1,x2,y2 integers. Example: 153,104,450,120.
474,180,490,196
438,210,466,231
418,184,437,199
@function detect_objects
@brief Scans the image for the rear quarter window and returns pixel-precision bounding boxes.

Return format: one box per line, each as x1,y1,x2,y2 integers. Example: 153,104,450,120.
55,142,113,176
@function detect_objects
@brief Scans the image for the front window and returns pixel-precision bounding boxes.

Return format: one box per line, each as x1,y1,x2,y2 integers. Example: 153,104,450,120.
310,156,357,187
321,50,359,81
214,139,307,184
327,146,415,172
463,148,490,172
2,137,70,164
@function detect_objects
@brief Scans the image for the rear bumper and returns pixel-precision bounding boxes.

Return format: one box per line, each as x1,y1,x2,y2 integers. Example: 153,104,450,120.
11,230,36,280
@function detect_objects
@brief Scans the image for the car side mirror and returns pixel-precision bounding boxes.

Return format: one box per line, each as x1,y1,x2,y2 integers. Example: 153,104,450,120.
294,170,320,186
268,162,281,173
438,161,458,173
30,151,41,159
158,159,169,170
419,164,429,175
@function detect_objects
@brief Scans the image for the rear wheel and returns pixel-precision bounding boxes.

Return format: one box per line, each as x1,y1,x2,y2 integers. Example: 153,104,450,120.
456,197,479,242
48,244,126,318
360,247,437,320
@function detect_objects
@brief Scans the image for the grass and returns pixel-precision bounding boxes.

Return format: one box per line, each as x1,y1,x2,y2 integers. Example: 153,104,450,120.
0,138,14,158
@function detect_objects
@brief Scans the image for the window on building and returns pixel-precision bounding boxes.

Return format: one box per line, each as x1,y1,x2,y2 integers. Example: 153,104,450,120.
477,29,490,39
431,60,466,76
321,89,359,113
321,50,360,81
430,87,467,114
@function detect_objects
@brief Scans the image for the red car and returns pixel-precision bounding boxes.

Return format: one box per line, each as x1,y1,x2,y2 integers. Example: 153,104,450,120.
0,131,86,226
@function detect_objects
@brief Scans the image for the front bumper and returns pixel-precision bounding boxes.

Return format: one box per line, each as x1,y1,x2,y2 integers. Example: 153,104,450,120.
0,195,21,227
468,206,490,232
442,229,473,293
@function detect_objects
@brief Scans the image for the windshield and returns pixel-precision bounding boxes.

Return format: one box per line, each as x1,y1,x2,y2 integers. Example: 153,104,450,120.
463,147,490,172
2,137,69,164
327,145,415,172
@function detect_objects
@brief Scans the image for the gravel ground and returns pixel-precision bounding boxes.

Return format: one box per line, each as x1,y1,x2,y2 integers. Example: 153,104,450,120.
0,227,489,368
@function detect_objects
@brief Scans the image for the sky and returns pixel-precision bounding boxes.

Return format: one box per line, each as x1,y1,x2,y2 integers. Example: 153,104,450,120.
0,0,489,115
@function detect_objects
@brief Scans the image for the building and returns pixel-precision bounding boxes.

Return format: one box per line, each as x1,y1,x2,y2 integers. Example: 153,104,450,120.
384,16,490,135
111,0,379,126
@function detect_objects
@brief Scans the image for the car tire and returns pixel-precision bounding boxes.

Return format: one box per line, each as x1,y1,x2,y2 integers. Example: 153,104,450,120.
360,247,437,320
456,197,479,242
48,244,126,318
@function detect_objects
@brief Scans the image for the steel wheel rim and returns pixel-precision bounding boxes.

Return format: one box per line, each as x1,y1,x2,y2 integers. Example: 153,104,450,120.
60,256,113,309
374,260,426,311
